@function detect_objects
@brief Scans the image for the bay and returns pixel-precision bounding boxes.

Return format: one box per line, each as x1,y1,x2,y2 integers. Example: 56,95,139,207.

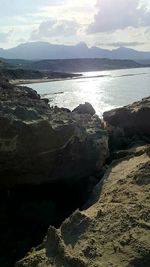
22,67,150,116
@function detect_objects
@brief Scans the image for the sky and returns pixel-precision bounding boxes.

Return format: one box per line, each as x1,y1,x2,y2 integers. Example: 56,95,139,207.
0,0,150,51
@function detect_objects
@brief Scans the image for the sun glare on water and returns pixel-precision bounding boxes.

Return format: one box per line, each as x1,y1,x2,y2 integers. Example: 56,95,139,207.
76,76,115,116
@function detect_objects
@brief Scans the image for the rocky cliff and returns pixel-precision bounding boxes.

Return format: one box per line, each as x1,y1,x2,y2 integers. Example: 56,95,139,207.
0,80,108,267
0,80,108,188
0,79,150,267
103,97,150,151
17,145,150,267
16,96,150,267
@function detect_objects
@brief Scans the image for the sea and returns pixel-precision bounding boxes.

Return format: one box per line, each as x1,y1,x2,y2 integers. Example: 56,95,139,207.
22,67,150,117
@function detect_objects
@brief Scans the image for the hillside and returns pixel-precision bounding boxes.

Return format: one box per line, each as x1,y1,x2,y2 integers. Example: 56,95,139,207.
0,59,12,69
17,147,150,267
1,57,143,73
0,59,44,80
15,95,150,267
0,59,81,81
0,42,150,60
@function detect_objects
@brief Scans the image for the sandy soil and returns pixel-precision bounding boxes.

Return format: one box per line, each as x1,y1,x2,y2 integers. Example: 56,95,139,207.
17,145,150,267
10,77,73,85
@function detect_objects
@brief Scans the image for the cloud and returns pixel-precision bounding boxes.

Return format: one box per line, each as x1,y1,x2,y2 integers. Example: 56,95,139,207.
31,19,79,40
39,0,97,26
0,30,13,43
88,0,150,33
97,41,145,47
0,0,62,17
0,0,149,51
0,0,97,48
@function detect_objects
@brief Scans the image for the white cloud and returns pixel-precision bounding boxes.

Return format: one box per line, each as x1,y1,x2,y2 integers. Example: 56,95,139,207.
29,0,97,44
0,0,150,51
31,19,79,40
88,0,150,33
40,0,97,25
97,41,145,47
0,0,61,17
0,30,13,43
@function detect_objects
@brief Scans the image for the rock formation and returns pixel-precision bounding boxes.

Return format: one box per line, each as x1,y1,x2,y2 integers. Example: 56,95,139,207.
0,80,108,188
0,80,109,267
16,145,150,267
72,102,96,116
0,79,150,267
103,97,150,150
16,96,150,267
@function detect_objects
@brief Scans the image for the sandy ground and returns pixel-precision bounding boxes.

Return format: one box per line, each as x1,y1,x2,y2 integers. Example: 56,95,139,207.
17,145,150,267
10,77,74,85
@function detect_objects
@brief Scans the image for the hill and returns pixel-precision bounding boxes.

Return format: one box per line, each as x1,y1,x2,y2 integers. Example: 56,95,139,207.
0,42,150,60
0,59,81,81
0,58,143,73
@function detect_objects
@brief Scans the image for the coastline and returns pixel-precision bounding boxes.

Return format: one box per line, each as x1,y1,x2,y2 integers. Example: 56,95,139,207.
10,66,150,86
10,77,76,85
1,79,150,267
10,74,109,86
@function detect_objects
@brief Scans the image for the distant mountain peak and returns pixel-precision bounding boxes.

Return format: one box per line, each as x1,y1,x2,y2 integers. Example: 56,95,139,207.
114,46,128,51
114,46,138,52
0,42,149,60
76,42,88,48
17,41,52,48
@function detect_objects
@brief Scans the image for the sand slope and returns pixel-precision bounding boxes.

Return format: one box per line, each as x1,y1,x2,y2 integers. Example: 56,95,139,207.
17,145,150,267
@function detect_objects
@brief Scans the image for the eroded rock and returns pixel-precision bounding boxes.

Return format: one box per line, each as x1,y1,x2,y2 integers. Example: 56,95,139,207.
72,102,96,116
103,96,150,150
0,81,108,188
17,145,150,267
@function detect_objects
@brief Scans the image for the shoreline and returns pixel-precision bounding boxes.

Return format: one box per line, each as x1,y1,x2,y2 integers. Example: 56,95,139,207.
10,75,108,86
10,77,77,85
10,66,150,86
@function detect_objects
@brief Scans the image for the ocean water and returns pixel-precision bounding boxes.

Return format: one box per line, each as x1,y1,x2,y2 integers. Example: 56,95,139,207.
23,67,150,116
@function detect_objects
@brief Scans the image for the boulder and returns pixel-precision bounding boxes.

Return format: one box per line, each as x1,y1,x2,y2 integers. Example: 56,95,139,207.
72,102,96,116
16,145,150,267
0,81,108,188
103,97,150,150
103,96,150,137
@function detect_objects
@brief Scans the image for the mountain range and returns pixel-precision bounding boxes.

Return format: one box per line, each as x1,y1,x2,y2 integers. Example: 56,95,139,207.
0,42,150,60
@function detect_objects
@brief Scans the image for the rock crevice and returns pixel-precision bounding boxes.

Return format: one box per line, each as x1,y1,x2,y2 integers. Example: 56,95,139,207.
0,80,150,267
0,80,108,267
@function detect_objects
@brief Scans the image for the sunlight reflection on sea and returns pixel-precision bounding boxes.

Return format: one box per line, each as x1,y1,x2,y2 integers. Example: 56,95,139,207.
22,67,150,117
